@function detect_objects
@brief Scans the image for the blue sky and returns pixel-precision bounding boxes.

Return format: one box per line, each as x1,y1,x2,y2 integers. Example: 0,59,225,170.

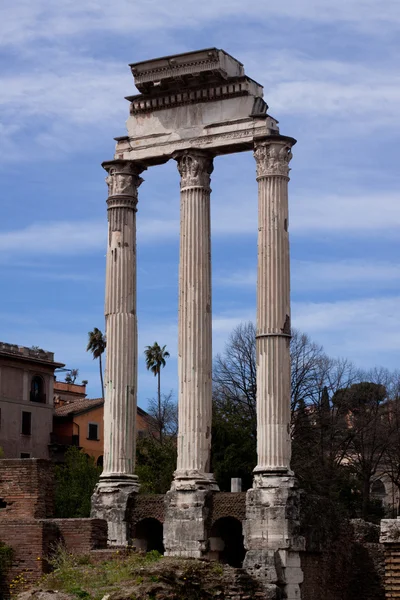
1,0,399,407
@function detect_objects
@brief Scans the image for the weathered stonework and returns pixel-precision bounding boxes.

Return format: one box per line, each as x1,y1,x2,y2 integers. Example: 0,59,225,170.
91,160,144,545
244,477,304,599
163,149,217,557
164,490,212,558
173,150,217,490
114,48,279,166
243,136,303,599
98,48,302,590
253,137,295,475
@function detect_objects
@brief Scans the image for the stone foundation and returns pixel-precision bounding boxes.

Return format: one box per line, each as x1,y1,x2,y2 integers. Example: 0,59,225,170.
243,475,304,599
163,489,213,558
91,478,138,546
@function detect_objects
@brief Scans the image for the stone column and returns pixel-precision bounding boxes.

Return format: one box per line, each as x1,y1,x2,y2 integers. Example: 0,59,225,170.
164,150,217,558
91,159,145,546
243,137,304,600
253,136,294,478
174,149,216,489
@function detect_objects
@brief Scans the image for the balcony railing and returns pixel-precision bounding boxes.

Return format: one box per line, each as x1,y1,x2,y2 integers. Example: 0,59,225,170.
50,433,79,446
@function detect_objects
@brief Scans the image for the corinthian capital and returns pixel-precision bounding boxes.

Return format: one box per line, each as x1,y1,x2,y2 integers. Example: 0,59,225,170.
104,161,145,204
175,151,214,190
254,139,293,179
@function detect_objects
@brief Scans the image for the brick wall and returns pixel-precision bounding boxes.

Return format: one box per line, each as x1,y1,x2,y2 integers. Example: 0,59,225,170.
208,492,246,525
129,492,247,529
0,459,54,519
382,544,400,599
130,495,165,525
380,519,400,599
0,459,110,597
0,519,59,596
301,519,385,600
50,518,107,553
0,518,107,598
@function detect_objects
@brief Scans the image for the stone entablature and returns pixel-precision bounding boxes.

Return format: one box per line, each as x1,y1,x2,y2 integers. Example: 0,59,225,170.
129,48,245,93
111,47,279,165
128,79,263,115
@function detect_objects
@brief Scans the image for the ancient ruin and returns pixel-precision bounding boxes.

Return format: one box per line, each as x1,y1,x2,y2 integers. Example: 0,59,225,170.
91,48,301,598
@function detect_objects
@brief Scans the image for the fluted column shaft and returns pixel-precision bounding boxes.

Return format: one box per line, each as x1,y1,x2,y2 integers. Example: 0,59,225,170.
174,150,215,483
101,160,144,480
253,138,295,475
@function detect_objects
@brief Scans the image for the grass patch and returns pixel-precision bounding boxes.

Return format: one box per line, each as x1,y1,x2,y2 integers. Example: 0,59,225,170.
34,546,260,600
42,545,163,600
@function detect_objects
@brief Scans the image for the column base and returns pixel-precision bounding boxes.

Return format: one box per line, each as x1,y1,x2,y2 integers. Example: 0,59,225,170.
91,475,139,546
171,469,219,492
164,471,218,558
243,474,304,600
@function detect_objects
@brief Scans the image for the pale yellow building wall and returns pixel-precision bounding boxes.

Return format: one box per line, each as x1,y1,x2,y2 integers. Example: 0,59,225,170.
0,358,55,459
74,406,104,462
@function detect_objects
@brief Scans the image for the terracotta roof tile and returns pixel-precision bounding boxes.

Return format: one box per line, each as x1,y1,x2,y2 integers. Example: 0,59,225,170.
55,397,104,417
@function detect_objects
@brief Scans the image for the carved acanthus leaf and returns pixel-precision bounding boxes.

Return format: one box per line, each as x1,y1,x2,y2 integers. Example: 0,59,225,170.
105,162,144,200
254,141,293,178
176,152,214,189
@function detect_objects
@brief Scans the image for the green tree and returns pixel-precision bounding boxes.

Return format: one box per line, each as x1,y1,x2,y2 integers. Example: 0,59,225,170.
87,328,106,399
54,446,101,517
211,400,256,491
136,392,177,493
338,378,393,520
136,436,177,494
144,342,170,442
212,321,366,516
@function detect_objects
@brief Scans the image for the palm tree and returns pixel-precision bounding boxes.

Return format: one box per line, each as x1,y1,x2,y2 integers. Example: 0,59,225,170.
87,328,106,400
144,342,170,441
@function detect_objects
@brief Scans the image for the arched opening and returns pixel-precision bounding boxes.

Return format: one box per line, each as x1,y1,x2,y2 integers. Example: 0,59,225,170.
209,517,245,567
30,375,46,403
132,518,164,554
371,479,386,498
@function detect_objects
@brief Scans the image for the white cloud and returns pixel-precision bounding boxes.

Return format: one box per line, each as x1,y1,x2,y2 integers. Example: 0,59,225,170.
0,61,128,125
0,221,106,255
216,260,400,291
293,260,400,290
0,2,398,162
246,52,400,125
0,216,178,256
293,295,400,363
291,192,400,233
1,185,399,260
1,0,399,50
215,270,257,287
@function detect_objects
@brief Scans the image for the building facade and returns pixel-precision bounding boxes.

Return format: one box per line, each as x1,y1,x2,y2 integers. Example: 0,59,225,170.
0,342,64,459
53,380,87,403
52,397,154,464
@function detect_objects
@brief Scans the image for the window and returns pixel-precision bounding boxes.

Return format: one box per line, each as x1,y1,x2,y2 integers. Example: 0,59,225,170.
371,479,386,498
21,411,31,435
87,423,99,441
20,453,30,459
30,376,46,403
